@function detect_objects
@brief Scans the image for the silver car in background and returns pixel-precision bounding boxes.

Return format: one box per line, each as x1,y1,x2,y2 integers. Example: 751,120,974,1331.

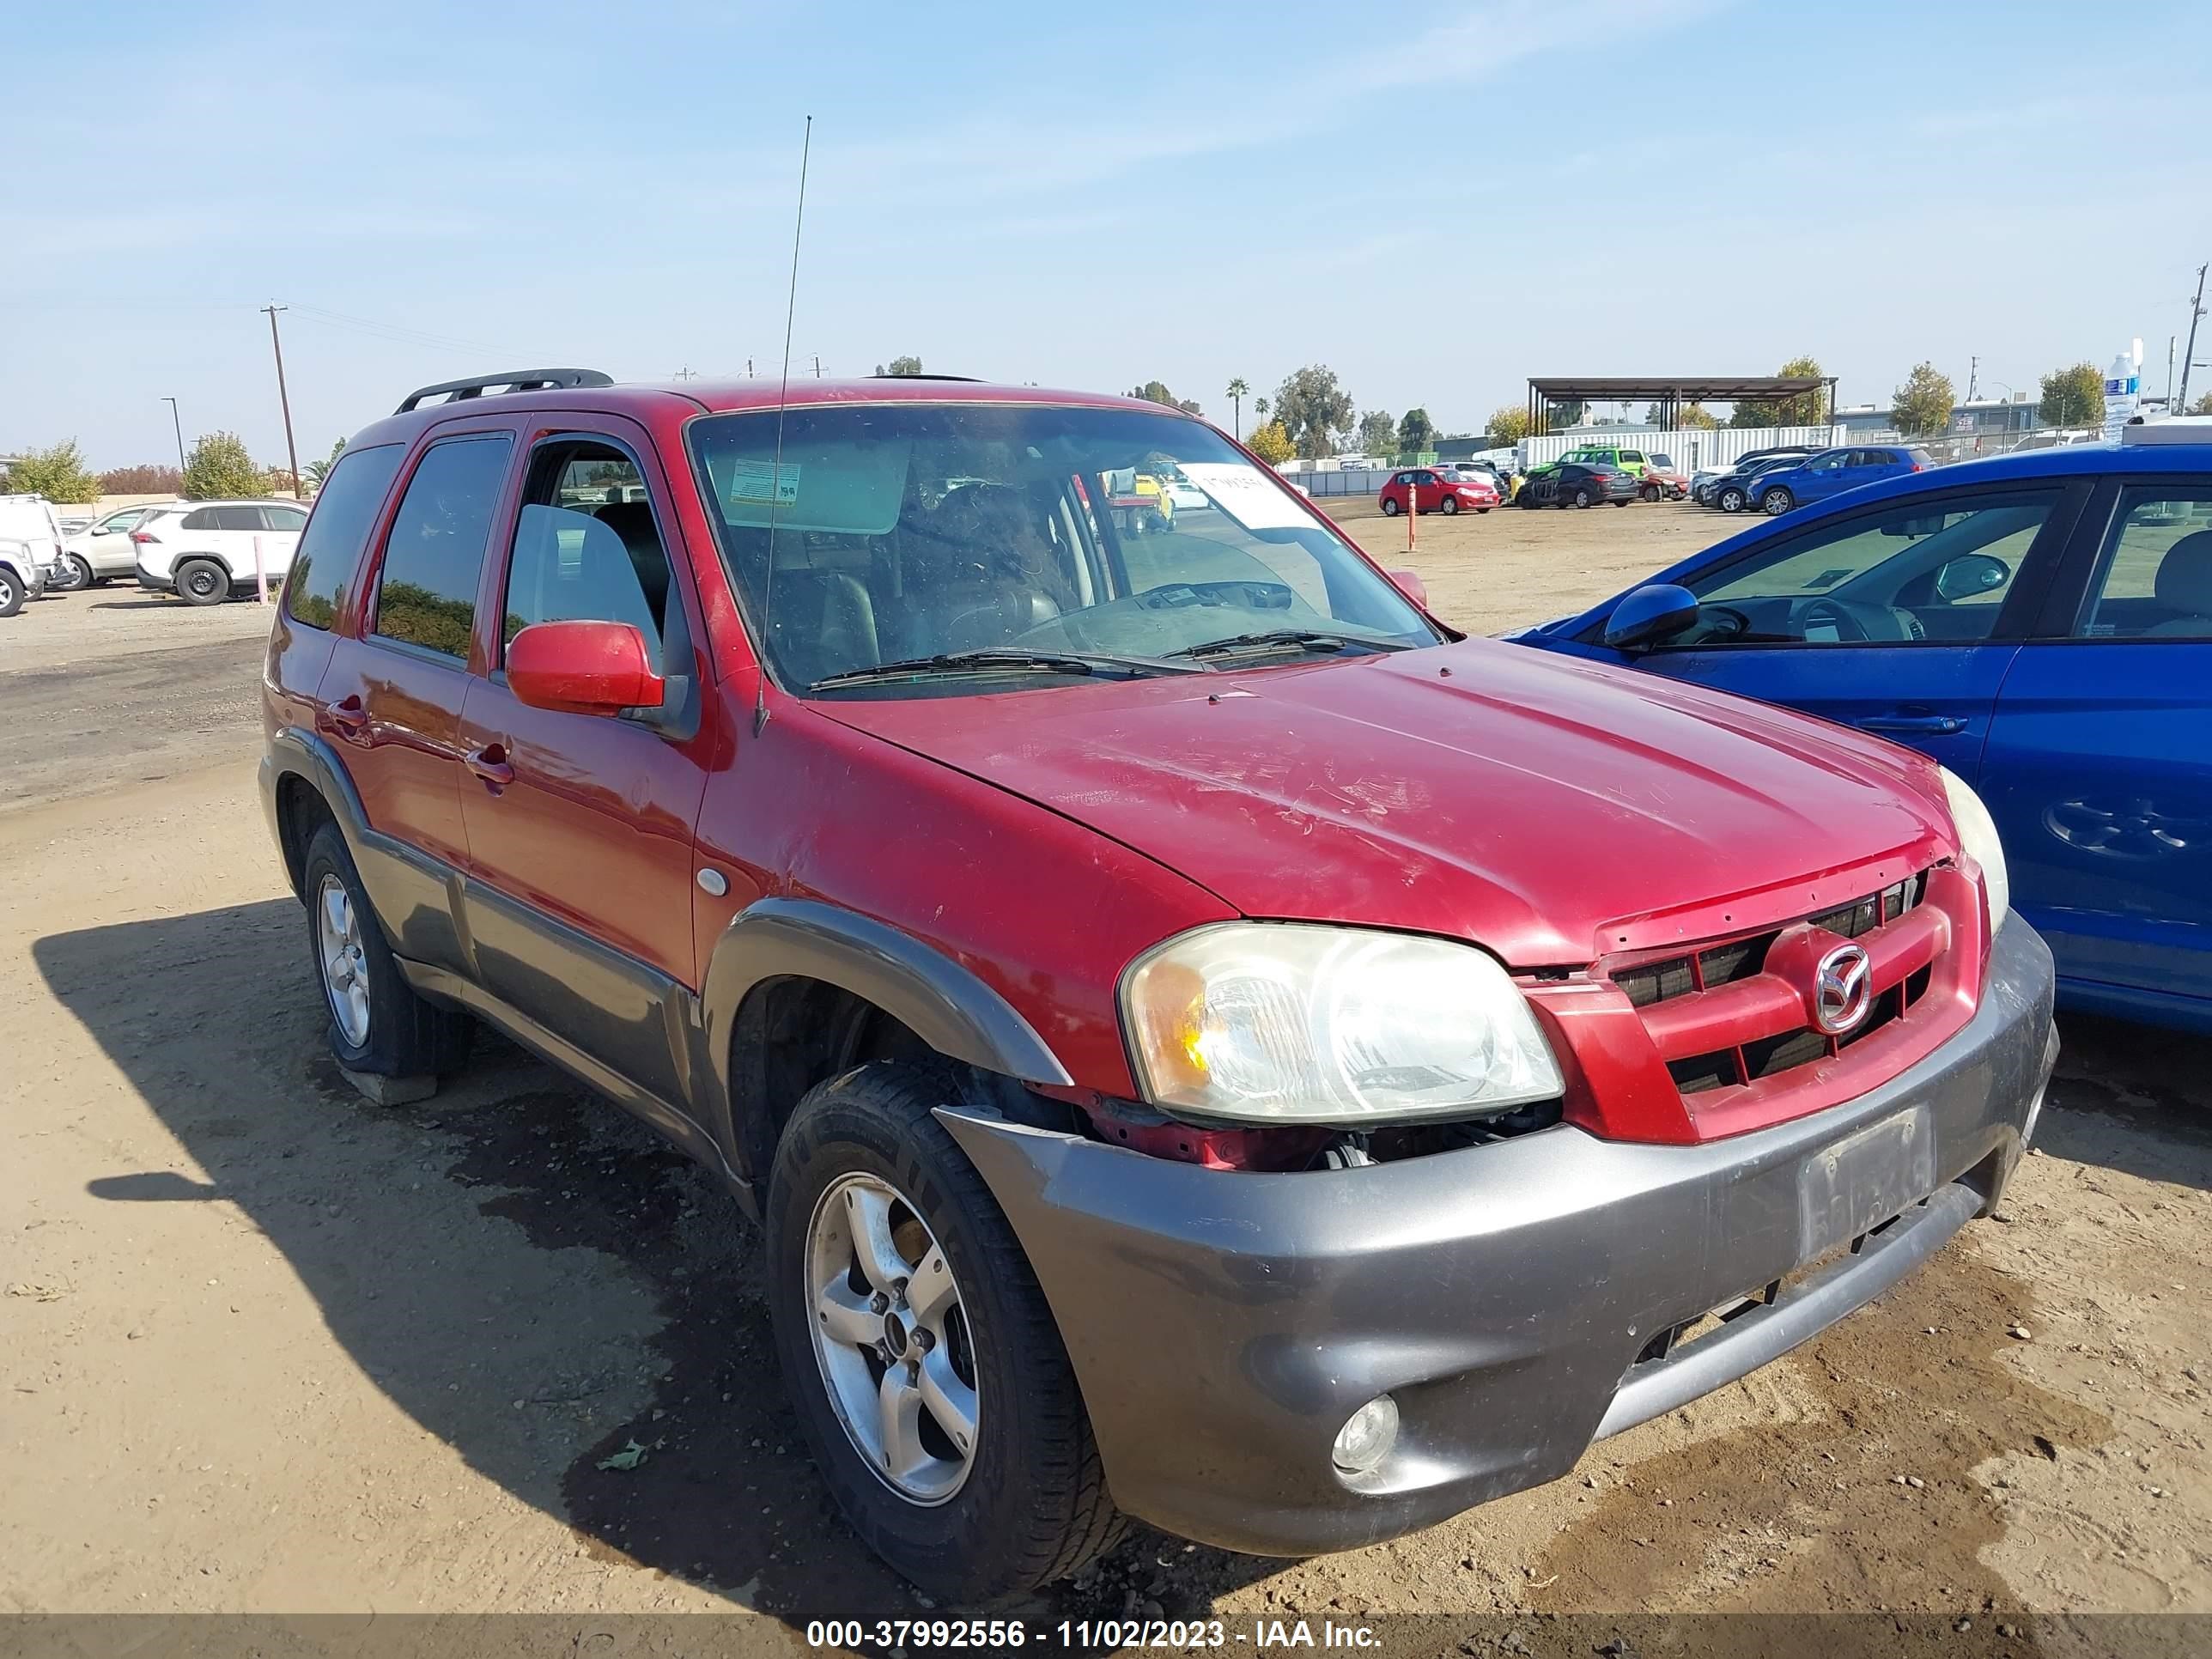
53,501,179,591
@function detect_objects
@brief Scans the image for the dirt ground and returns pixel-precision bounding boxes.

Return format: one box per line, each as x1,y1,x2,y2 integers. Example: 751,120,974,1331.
3,511,2209,1646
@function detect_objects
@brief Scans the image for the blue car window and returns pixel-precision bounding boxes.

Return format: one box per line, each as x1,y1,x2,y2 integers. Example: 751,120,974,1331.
1683,493,2057,645
2075,489,2212,640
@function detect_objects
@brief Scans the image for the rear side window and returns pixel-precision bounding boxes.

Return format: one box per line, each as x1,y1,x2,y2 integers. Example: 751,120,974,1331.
285,443,404,631
181,507,219,531
263,504,308,532
371,435,514,659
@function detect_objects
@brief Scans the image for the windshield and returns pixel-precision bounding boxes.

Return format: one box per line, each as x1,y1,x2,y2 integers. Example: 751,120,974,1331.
685,402,1437,696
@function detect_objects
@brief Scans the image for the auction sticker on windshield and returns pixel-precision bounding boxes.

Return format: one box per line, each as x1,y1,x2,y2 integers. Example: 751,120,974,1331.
1178,462,1314,530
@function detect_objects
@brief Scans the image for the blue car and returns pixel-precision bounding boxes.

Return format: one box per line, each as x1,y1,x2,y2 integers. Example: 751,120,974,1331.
1510,424,2212,1032
1745,443,1933,516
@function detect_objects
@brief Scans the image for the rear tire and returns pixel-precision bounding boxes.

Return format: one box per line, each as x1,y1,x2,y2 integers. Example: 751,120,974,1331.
768,1060,1122,1600
1760,486,1795,516
1573,488,1592,509
301,821,473,1078
1381,497,1400,517
175,559,230,605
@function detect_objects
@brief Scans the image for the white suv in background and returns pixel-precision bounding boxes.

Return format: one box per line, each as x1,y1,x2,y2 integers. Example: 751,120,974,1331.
0,494,65,617
52,501,178,590
131,500,308,605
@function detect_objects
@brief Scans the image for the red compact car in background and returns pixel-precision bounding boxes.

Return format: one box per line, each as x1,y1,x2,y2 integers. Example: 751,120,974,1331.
1379,465,1497,517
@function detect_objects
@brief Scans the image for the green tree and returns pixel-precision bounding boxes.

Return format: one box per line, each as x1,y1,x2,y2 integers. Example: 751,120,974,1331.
180,431,265,501
1890,361,1956,437
1731,356,1829,428
1127,380,1200,415
1272,365,1356,460
305,438,347,491
1537,398,1586,431
2038,363,2105,428
1356,410,1396,454
875,356,923,376
3,440,100,502
1225,377,1249,439
1245,420,1295,465
1397,407,1437,454
1486,406,1532,445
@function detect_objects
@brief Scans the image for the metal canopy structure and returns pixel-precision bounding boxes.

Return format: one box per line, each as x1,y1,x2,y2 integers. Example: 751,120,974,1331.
1525,375,1838,435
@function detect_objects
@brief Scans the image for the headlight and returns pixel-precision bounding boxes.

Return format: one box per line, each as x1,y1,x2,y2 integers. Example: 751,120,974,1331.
1121,922,1564,1126
1938,766,2009,934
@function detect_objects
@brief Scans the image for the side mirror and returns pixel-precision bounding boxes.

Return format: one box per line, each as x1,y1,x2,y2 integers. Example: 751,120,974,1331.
507,620,664,715
1387,568,1429,609
1602,582,1699,651
1935,553,2008,601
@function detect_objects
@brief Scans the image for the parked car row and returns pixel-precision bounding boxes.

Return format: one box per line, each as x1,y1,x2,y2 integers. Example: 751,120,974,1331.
1685,444,1933,517
0,495,308,614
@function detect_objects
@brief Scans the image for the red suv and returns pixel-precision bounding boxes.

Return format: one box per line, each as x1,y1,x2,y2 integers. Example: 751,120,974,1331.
261,370,2054,1601
1378,465,1497,517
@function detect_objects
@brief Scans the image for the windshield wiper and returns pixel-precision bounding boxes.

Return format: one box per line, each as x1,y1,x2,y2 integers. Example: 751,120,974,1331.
1168,629,1413,662
808,647,1210,692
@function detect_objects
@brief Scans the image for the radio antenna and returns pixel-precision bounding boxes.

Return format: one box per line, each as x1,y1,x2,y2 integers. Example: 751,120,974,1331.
755,113,813,736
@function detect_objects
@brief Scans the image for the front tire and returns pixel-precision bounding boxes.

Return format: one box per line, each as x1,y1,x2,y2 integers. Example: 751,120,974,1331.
52,554,94,592
1640,483,1659,503
175,559,230,605
768,1061,1121,1600
1717,487,1747,514
301,821,473,1078
1440,495,1460,516
0,568,21,617
1381,497,1400,517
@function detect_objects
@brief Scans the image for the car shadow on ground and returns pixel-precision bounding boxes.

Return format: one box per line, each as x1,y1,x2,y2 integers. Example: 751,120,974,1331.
2041,1012,2212,1188
35,898,1279,1628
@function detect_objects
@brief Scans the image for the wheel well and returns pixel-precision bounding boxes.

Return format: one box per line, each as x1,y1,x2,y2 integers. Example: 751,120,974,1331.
730,976,937,1187
274,772,336,901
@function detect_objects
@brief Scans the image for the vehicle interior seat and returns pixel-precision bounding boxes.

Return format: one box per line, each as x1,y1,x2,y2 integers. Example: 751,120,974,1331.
2145,530,2212,635
721,526,882,686
889,483,1066,657
592,501,671,632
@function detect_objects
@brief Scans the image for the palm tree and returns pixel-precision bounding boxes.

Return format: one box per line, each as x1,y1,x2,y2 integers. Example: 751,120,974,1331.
1225,378,1249,440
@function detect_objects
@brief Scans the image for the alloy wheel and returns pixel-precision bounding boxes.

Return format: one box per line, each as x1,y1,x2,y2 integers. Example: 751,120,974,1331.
315,873,373,1047
805,1171,981,1505
52,555,93,592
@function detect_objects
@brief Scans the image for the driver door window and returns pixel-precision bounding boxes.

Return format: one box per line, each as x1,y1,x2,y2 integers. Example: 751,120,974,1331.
1684,491,2057,647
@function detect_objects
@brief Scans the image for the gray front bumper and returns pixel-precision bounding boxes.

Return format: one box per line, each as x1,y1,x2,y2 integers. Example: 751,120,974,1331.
939,919,2056,1558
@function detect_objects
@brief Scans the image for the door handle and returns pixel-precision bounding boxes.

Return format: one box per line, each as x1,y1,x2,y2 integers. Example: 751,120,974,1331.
1857,714,1965,736
465,744,515,789
321,696,370,740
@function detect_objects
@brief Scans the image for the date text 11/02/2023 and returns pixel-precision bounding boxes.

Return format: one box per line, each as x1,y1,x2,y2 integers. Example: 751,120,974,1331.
805,1618,1382,1650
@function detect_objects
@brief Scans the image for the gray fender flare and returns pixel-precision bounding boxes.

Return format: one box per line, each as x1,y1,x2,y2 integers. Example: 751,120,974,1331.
701,896,1074,1119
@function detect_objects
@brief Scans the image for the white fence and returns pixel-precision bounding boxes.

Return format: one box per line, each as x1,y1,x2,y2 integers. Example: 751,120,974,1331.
1518,424,1838,471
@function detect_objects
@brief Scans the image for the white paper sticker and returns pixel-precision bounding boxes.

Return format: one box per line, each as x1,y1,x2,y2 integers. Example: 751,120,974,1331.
1176,463,1314,530
723,459,800,507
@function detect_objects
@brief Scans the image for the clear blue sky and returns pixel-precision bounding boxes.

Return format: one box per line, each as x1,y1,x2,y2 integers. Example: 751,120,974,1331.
8,0,2211,469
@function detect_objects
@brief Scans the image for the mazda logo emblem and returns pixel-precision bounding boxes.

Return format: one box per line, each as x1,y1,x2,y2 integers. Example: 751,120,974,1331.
1813,942,1874,1035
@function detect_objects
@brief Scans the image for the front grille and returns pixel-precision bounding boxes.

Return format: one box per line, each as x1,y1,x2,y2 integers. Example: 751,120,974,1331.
1608,872,1942,1102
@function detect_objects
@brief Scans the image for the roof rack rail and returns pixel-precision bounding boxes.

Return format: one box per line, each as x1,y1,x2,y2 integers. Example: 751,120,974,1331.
394,368,613,415
866,372,981,382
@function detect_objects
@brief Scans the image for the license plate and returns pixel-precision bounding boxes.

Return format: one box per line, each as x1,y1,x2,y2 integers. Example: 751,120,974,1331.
1797,1105,1936,1259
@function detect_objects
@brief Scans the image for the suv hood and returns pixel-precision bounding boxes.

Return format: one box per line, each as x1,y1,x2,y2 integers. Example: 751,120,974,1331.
814,640,1954,965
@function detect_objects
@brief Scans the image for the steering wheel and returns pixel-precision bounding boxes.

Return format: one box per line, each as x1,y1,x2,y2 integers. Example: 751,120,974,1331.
1790,597,1917,642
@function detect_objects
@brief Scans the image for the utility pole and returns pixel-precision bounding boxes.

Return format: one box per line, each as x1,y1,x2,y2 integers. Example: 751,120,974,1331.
672,366,698,381
2180,263,2209,414
2167,336,2177,406
812,354,822,377
1966,356,1978,403
161,397,187,477
261,305,301,498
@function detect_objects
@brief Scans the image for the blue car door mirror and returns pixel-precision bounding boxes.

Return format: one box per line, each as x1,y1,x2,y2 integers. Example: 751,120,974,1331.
1603,583,1701,651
